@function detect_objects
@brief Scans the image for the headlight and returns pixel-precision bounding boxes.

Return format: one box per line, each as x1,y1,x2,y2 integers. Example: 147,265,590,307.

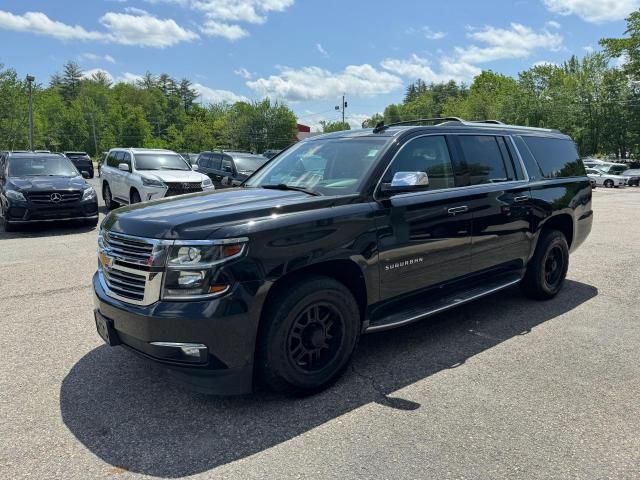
82,186,97,201
6,190,26,201
163,239,247,300
141,176,165,188
202,177,214,189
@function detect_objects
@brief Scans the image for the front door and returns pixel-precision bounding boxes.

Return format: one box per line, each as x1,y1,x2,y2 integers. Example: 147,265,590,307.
374,134,472,301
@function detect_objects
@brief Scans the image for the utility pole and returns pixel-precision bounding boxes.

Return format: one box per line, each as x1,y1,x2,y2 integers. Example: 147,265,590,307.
26,75,35,150
335,95,348,127
89,113,98,157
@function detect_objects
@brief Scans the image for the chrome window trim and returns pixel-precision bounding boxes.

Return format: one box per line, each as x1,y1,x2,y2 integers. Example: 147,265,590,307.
373,132,531,202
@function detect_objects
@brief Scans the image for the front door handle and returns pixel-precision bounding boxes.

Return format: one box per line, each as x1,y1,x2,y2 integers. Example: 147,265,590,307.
447,206,469,215
513,195,530,202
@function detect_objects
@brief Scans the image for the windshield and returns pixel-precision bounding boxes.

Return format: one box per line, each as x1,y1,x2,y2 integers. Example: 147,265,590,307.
8,156,79,177
234,155,269,173
244,137,388,195
134,153,191,171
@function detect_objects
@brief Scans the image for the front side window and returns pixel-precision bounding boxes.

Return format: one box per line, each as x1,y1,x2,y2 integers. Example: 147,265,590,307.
133,153,191,171
221,157,234,173
458,135,510,185
8,156,79,177
382,135,455,190
245,137,388,195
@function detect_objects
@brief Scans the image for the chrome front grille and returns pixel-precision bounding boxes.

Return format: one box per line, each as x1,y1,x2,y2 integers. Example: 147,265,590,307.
98,231,167,306
101,267,146,301
29,190,82,204
104,231,155,263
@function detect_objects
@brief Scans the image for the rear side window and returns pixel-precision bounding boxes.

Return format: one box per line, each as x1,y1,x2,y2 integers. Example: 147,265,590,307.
457,135,510,185
521,136,585,178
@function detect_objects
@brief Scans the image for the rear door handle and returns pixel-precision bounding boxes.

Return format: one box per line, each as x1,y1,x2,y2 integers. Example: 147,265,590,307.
447,206,469,215
513,195,530,202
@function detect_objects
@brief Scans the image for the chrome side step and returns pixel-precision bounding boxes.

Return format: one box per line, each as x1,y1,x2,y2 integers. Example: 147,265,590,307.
365,275,522,333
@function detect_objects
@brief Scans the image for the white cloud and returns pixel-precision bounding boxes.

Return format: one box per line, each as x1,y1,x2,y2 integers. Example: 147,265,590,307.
455,23,563,63
117,72,144,84
192,0,295,39
0,10,107,41
246,64,403,102
80,53,116,64
545,20,561,28
423,26,446,40
380,54,480,83
583,45,595,54
0,10,198,48
532,60,559,67
200,20,248,40
234,67,253,79
543,0,640,23
99,12,199,47
316,43,329,57
193,82,248,104
124,7,150,15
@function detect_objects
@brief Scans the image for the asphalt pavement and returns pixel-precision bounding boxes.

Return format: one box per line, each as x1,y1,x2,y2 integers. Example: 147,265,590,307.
0,180,638,479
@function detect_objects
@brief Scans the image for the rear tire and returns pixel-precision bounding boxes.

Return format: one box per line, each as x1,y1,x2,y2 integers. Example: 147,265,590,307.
604,179,614,188
103,183,119,210
256,276,361,395
521,229,569,300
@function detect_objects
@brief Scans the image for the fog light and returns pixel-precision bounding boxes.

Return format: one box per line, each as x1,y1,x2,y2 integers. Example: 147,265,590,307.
181,346,202,357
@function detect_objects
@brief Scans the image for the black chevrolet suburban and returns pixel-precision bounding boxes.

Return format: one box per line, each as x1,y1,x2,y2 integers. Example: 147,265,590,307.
93,118,592,395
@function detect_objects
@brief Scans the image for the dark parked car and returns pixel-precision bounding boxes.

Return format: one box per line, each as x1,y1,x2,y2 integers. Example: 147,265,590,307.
64,151,94,178
0,152,98,231
263,149,282,159
196,151,269,188
621,169,640,186
93,118,592,396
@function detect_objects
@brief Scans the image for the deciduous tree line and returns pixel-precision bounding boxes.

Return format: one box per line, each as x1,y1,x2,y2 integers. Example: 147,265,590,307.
0,62,297,156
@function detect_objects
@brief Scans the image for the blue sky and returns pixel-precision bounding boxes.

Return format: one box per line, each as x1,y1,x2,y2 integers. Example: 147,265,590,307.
0,0,637,130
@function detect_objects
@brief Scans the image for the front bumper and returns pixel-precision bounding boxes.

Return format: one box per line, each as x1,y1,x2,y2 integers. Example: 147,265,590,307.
6,199,98,222
92,272,262,395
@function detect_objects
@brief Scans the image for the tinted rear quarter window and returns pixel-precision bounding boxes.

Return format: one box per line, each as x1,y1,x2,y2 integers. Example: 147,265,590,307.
521,136,585,178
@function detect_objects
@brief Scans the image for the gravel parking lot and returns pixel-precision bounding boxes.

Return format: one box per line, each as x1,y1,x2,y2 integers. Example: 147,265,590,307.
1,181,639,480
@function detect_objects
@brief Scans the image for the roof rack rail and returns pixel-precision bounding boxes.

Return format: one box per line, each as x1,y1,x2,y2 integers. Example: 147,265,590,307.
372,117,463,133
469,120,504,125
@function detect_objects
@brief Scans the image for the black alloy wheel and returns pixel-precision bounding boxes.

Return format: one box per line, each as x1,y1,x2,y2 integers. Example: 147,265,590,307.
257,276,360,395
521,229,569,300
287,302,344,374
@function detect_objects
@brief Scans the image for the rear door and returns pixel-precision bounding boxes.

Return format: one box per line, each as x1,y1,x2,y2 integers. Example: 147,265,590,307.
209,154,225,187
453,134,534,274
375,134,473,301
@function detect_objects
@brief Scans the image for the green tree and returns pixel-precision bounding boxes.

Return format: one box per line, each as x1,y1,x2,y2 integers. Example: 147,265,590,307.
319,120,351,133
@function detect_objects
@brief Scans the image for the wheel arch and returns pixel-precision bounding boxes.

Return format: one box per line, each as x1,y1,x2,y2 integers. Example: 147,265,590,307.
540,213,574,249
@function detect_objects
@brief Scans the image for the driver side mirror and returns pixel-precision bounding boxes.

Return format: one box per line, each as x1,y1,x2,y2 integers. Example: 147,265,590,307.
81,171,90,179
191,164,199,171
381,171,429,195
118,163,131,172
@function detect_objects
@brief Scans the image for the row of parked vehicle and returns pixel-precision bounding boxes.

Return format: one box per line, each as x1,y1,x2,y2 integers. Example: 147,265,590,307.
99,149,271,209
584,159,640,188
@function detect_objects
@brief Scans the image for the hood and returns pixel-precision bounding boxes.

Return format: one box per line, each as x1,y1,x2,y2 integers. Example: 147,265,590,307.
9,175,89,191
139,170,207,183
103,187,354,239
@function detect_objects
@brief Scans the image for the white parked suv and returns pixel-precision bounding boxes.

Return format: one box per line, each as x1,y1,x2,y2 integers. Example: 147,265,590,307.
101,148,214,209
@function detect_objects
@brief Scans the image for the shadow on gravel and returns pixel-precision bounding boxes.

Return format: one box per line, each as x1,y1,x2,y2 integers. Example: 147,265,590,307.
60,280,597,478
0,219,99,240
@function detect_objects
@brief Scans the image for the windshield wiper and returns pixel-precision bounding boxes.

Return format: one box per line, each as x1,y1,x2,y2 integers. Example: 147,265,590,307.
261,184,320,196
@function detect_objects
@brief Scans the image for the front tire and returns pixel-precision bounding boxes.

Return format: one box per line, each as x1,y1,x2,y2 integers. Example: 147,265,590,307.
103,183,119,210
521,229,569,300
604,179,614,188
256,276,361,395
130,189,141,204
